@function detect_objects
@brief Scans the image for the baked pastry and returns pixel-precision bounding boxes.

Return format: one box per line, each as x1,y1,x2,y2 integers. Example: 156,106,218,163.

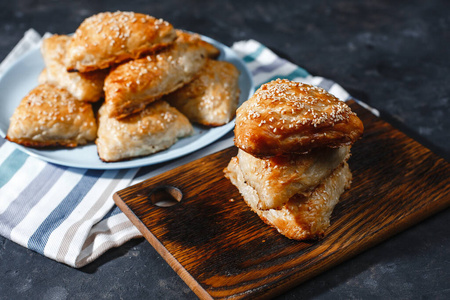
165,59,240,126
234,79,364,157
40,34,107,102
96,100,193,162
224,158,352,240
175,30,220,59
65,11,177,72
236,146,350,210
225,78,363,240
103,33,208,119
38,68,48,83
6,83,97,147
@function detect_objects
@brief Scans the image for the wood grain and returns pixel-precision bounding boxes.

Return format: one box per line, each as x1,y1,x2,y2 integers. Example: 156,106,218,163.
114,101,450,299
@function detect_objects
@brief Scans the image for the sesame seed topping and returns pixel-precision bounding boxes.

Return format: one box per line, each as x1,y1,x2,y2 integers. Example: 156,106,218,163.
240,78,354,132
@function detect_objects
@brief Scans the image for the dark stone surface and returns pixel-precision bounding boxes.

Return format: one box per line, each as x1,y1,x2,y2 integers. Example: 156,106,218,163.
0,0,449,299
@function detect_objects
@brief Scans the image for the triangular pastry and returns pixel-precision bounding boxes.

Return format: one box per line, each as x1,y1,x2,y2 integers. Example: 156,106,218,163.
236,146,350,210
40,34,107,102
103,32,208,119
6,83,97,147
165,59,240,126
96,100,193,162
225,158,352,240
65,11,177,72
234,79,364,157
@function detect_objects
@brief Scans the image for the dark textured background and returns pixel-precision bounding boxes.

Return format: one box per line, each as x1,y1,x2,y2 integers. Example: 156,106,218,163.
0,0,449,299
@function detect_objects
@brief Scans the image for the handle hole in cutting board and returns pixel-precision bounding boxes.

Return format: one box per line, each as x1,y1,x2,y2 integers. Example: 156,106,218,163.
148,185,183,207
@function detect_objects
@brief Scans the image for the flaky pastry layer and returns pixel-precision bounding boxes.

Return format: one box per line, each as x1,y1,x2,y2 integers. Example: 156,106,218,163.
175,30,220,59
165,59,240,126
224,157,352,240
237,146,350,210
96,100,193,162
40,34,107,102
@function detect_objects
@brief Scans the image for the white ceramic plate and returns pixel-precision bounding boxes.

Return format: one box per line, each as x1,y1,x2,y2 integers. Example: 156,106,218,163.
0,35,254,169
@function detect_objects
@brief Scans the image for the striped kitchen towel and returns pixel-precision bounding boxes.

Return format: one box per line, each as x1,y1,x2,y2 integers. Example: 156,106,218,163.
0,29,373,268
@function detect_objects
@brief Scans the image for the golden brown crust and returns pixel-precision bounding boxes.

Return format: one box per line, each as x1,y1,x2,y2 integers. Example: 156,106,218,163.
96,100,193,162
237,146,350,210
103,33,208,119
6,83,97,147
40,34,107,102
65,11,177,72
164,59,240,126
234,79,364,157
224,157,352,240
175,30,220,59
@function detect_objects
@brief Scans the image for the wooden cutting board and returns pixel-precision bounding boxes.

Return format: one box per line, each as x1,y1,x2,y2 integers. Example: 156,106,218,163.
113,101,450,299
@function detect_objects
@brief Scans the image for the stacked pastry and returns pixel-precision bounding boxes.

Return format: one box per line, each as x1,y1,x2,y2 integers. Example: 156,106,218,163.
6,11,240,162
224,79,364,240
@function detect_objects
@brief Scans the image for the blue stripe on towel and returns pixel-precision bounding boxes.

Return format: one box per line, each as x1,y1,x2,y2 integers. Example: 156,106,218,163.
102,205,123,220
0,164,67,239
0,149,29,189
27,169,104,253
242,44,265,63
